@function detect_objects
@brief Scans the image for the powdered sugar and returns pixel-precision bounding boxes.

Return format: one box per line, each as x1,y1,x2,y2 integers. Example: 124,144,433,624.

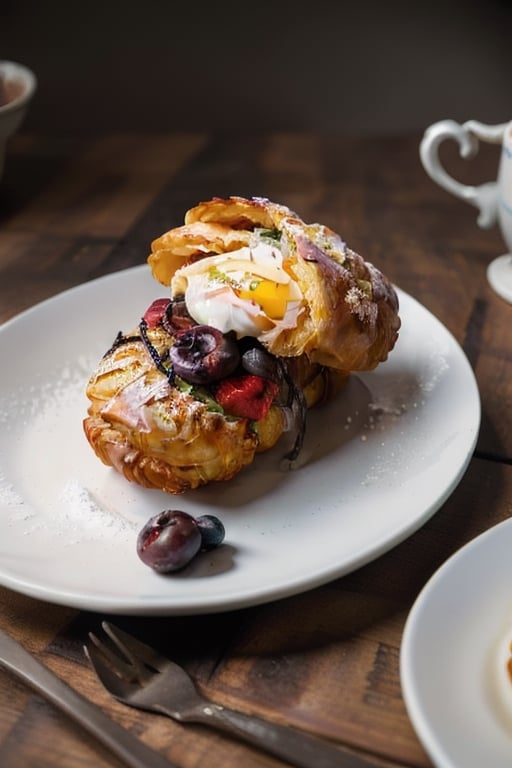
56,479,137,545
0,359,138,546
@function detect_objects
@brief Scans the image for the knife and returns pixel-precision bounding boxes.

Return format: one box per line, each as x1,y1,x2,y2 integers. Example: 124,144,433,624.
0,627,176,768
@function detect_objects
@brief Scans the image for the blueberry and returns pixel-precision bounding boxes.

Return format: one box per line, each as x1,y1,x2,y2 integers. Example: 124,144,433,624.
196,514,226,551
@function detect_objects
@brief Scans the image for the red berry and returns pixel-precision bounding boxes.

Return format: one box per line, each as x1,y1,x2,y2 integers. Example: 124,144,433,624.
143,298,171,328
215,374,279,420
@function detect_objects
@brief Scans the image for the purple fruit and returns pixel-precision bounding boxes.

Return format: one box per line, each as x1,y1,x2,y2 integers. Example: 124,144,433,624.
137,510,201,573
169,325,240,384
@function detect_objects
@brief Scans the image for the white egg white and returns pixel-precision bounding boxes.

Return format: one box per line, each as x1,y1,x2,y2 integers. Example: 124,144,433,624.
171,241,303,338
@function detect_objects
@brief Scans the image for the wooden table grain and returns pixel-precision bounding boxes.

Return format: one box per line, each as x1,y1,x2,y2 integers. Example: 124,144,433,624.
0,131,511,768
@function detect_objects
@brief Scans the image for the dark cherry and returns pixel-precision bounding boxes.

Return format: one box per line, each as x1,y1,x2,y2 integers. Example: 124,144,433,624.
162,296,196,333
136,510,201,573
169,325,240,384
142,298,172,328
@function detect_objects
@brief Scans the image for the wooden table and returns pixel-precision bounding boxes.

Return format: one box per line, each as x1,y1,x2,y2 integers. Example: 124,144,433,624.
0,131,511,768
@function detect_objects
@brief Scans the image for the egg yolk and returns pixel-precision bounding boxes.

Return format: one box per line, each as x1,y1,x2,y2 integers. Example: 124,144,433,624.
237,280,290,319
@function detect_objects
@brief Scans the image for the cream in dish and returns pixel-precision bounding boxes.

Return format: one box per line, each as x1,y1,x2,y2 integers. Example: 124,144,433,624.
491,624,512,726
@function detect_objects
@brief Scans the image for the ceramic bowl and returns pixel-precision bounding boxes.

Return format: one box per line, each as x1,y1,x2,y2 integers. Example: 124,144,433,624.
0,61,37,181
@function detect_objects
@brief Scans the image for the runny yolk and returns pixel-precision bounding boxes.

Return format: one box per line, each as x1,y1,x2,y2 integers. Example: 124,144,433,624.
237,280,290,319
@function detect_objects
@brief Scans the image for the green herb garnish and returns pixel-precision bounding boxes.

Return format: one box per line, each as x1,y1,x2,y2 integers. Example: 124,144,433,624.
255,227,281,243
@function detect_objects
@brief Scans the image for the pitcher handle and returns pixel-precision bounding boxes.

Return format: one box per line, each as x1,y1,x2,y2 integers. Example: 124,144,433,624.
420,119,507,229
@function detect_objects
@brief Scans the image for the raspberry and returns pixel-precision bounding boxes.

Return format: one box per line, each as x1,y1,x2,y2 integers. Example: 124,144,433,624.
142,298,171,328
215,374,279,420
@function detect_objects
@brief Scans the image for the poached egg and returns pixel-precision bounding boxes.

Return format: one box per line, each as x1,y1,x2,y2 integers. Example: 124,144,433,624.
171,240,303,338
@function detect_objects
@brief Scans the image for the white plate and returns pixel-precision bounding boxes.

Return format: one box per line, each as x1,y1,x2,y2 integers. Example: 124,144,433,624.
401,518,512,768
0,266,480,615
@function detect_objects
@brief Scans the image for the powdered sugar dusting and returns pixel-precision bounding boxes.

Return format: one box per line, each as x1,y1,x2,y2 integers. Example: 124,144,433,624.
0,357,140,547
0,470,29,509
56,479,137,545
420,351,450,392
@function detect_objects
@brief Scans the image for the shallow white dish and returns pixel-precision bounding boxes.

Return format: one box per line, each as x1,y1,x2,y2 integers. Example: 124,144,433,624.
401,518,512,768
0,266,480,615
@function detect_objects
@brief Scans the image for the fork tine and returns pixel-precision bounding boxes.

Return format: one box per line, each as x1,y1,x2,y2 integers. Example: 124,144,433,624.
102,623,170,673
100,624,151,681
88,631,137,682
85,641,136,700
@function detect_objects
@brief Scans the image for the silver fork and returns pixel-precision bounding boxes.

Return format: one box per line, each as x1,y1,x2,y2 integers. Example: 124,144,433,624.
0,627,175,768
86,622,381,768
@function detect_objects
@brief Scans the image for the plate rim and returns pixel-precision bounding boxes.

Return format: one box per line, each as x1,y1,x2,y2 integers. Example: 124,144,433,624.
0,266,481,615
400,516,512,768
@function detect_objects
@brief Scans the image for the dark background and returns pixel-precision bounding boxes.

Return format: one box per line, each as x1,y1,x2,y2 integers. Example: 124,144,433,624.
1,0,511,139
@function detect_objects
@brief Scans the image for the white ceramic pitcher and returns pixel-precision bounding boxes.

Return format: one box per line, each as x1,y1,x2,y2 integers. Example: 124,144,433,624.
420,119,512,304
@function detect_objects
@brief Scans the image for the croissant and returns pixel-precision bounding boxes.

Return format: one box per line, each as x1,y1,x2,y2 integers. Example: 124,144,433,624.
84,197,400,494
84,322,344,493
149,196,400,372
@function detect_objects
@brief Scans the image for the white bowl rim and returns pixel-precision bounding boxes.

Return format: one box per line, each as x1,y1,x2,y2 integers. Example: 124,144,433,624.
0,60,37,114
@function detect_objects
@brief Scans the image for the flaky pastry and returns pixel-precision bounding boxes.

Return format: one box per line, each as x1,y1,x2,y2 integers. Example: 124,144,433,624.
84,197,400,494
149,196,400,372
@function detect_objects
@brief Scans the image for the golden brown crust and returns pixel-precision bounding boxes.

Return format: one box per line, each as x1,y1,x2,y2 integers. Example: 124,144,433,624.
270,231,399,371
83,410,260,494
83,324,338,494
85,197,399,495
149,222,253,287
83,330,261,494
147,196,400,373
184,196,293,229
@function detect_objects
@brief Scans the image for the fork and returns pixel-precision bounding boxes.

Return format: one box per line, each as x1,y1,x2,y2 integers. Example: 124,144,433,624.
0,627,175,768
86,622,381,768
